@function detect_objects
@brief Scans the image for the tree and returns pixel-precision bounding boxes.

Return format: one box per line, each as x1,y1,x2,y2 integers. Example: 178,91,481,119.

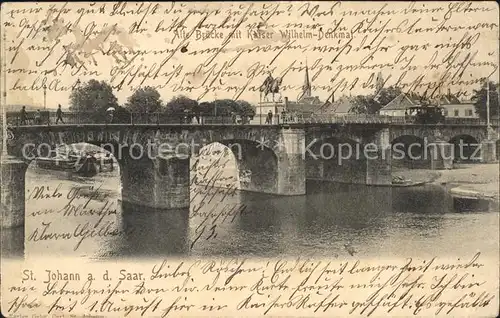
125,86,163,113
235,100,256,117
472,81,499,120
69,79,118,112
351,95,382,114
375,86,402,106
199,101,214,115
211,99,238,116
200,99,256,117
165,95,198,114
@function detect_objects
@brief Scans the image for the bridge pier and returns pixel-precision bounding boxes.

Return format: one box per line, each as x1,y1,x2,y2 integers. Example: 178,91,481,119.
306,159,324,179
1,158,28,229
480,139,497,163
120,153,190,210
366,128,392,185
429,141,453,170
275,129,306,195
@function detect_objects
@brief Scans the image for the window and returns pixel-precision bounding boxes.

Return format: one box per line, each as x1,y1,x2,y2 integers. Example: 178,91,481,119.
466,109,473,116
454,109,459,117
444,110,448,116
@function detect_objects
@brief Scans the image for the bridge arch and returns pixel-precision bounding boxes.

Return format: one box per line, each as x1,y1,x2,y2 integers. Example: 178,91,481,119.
306,136,368,184
194,139,279,193
391,135,431,169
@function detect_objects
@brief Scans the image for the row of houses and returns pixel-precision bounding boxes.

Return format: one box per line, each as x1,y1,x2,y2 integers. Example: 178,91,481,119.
257,66,478,119
314,91,478,118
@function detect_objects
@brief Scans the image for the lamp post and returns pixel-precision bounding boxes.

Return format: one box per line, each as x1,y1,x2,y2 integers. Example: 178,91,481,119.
1,94,6,157
43,84,47,110
213,92,218,124
486,79,491,140
2,27,8,157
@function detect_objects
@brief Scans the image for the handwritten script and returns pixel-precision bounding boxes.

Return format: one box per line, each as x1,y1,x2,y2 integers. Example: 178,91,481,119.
3,253,498,316
3,1,498,105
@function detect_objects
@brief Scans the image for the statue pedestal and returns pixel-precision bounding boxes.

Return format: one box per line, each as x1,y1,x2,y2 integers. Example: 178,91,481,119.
257,102,284,115
257,101,286,125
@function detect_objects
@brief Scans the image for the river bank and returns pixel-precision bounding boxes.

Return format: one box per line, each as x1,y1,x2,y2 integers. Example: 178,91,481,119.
393,163,499,204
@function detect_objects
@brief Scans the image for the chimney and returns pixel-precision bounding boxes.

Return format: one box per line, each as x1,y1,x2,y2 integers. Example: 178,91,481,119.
284,97,288,111
331,93,335,103
448,88,451,100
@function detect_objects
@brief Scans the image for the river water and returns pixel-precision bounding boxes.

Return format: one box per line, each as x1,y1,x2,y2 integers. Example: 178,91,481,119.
2,144,499,261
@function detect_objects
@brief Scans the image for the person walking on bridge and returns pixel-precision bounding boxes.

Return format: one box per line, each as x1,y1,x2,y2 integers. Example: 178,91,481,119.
19,106,27,125
34,109,42,125
265,110,273,124
56,104,64,124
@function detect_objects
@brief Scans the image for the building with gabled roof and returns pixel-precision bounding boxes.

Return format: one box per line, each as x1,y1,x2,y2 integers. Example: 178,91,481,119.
314,96,356,115
378,93,422,116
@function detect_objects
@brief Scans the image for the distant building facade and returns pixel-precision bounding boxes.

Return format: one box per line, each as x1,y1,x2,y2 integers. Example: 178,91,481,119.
440,101,477,118
379,90,478,118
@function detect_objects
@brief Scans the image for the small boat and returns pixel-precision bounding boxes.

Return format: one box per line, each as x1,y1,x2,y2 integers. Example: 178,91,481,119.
392,175,410,184
390,175,425,187
35,154,79,171
391,181,426,187
34,150,109,177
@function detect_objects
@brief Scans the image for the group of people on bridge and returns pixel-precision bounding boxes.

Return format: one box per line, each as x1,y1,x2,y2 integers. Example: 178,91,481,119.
14,104,307,126
264,110,303,124
18,105,65,126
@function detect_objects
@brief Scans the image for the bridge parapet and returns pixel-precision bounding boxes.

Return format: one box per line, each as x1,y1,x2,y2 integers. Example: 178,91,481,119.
7,111,500,127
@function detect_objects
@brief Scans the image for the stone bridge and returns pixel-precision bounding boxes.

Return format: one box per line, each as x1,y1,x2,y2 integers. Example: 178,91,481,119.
2,122,498,229
305,122,499,179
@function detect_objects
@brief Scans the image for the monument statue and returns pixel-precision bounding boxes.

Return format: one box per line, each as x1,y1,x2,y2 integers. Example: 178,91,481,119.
259,72,283,102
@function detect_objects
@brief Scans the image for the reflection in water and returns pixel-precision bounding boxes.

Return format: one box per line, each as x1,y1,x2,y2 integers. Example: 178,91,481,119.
393,185,453,213
108,203,190,259
3,149,498,260
453,197,491,212
1,227,24,259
